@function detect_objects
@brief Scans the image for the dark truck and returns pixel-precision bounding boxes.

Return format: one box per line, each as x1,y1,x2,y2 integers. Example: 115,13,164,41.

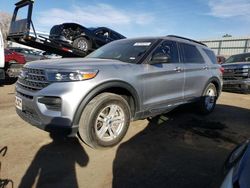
222,52,250,93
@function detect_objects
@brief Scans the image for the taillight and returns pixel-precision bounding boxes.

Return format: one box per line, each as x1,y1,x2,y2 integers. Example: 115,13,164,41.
219,67,224,74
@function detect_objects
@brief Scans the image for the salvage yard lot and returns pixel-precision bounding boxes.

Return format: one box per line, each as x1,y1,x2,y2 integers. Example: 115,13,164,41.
1,84,250,188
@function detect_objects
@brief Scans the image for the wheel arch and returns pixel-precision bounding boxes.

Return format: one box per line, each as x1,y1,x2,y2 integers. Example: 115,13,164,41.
73,81,140,126
202,77,222,97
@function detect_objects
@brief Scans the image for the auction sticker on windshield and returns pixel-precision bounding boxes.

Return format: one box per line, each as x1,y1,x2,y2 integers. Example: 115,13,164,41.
15,96,22,111
133,42,151,46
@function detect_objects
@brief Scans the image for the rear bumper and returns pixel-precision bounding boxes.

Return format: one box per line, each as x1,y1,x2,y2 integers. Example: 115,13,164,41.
223,79,250,92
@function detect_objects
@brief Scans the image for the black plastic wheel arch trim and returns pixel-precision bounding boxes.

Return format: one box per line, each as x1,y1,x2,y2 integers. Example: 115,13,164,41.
72,81,140,126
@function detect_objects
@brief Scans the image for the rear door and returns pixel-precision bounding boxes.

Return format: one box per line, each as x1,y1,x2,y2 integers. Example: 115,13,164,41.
143,40,185,111
180,43,211,100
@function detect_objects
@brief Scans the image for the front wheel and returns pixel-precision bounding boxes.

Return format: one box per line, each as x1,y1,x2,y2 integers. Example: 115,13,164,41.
197,83,217,115
78,93,131,148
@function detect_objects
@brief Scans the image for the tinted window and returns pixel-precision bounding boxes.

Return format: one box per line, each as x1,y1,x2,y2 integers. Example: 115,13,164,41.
4,49,12,55
152,41,179,63
180,43,204,63
225,53,250,64
203,49,217,64
110,32,120,40
87,39,157,64
12,48,21,52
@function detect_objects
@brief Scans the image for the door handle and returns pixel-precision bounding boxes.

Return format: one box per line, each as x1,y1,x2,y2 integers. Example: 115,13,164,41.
203,66,209,70
174,67,182,72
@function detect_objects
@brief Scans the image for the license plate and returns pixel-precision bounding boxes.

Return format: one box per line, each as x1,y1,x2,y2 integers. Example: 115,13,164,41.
15,96,22,111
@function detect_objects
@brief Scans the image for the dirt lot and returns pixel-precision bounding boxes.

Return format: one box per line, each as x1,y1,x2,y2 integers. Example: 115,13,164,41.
0,83,250,188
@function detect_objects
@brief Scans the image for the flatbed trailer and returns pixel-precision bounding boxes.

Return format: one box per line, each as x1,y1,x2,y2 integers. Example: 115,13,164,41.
7,0,90,58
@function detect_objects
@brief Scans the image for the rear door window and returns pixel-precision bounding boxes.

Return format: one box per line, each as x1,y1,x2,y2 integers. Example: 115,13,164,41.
180,43,205,63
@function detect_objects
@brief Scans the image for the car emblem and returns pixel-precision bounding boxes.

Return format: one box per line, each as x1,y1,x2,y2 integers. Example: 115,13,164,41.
20,70,29,80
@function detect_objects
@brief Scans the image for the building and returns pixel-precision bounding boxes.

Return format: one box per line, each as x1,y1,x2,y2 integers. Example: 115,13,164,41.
200,36,250,57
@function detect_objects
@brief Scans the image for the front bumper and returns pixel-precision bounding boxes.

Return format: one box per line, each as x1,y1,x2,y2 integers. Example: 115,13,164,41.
223,79,250,92
15,80,94,136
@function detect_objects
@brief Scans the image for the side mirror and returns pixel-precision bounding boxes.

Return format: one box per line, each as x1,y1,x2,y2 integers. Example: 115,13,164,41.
150,53,170,64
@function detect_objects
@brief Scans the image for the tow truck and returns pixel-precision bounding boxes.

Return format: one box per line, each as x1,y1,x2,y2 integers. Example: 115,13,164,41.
7,0,89,58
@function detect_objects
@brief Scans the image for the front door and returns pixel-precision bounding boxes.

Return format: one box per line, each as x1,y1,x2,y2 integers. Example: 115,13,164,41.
143,40,185,112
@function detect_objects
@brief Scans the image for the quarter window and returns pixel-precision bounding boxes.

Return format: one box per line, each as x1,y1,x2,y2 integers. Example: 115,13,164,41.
180,43,204,63
203,49,217,64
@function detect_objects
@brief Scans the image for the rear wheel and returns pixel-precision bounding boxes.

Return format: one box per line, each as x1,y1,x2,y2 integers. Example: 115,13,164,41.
72,37,91,52
78,93,131,148
197,83,217,114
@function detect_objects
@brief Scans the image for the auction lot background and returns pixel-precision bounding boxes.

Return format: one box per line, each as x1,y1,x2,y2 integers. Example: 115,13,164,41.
1,0,250,188
1,0,250,39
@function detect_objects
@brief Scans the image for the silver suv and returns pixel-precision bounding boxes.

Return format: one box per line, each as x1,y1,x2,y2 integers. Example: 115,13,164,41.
15,36,223,148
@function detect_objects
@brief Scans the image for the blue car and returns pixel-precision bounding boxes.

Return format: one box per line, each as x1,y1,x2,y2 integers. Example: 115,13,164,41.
221,140,250,188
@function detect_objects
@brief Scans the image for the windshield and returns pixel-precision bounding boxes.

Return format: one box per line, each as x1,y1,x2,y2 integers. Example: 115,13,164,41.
225,53,250,64
87,39,157,63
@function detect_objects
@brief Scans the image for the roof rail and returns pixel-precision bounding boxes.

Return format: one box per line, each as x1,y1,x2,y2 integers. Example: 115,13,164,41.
167,35,207,47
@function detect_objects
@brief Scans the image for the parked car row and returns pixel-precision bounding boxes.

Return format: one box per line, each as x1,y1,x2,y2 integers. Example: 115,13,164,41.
4,49,26,78
8,47,47,62
1,47,64,81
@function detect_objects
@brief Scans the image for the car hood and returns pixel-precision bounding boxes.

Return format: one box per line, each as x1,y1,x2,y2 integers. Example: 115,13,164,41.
25,58,131,70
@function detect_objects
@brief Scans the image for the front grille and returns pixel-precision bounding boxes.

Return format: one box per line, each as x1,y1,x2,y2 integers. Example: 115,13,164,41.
16,91,33,99
17,68,50,91
223,68,249,80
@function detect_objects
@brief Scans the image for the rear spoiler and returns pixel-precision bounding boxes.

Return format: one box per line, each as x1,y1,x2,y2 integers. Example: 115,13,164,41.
8,0,36,38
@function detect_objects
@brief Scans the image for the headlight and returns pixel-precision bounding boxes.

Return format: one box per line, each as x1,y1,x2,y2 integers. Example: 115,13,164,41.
46,69,98,82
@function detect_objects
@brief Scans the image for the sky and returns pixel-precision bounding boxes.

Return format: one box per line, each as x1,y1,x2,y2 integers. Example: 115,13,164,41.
1,0,250,40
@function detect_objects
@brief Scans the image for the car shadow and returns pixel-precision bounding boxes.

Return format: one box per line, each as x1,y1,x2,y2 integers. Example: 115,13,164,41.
18,133,89,188
112,104,250,188
0,78,17,87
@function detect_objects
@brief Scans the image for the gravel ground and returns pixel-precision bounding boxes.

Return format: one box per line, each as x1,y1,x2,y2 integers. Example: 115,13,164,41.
0,83,250,188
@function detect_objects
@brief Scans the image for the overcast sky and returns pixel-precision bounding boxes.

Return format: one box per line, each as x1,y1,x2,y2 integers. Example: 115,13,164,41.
1,0,250,39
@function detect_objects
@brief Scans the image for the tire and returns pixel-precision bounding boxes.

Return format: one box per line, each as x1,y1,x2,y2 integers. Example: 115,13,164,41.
78,93,131,148
72,37,91,52
197,83,217,115
4,62,21,84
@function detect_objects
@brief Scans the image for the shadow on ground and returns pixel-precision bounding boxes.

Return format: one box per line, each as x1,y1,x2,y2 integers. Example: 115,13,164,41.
113,104,250,188
18,133,89,188
0,78,17,87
